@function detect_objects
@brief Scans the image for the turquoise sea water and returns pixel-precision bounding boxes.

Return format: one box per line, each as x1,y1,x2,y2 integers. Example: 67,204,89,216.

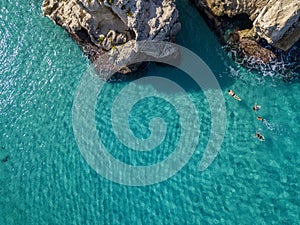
1,0,299,224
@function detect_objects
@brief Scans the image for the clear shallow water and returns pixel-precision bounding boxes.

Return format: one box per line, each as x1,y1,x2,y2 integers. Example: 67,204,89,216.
0,0,299,224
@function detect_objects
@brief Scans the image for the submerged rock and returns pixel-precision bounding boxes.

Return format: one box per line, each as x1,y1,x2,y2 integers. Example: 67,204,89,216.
192,0,300,64
1,155,9,163
42,0,181,78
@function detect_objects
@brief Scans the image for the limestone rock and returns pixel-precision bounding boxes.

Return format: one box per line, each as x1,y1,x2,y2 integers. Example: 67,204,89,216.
42,0,181,77
201,0,269,19
94,40,180,80
253,0,300,51
193,0,300,51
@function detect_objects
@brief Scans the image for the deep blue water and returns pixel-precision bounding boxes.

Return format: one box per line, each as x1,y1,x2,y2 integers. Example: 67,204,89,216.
0,0,299,224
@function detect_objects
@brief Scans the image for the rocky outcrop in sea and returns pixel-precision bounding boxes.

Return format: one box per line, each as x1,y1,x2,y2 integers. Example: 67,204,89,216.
42,0,181,79
43,0,300,77
192,0,300,65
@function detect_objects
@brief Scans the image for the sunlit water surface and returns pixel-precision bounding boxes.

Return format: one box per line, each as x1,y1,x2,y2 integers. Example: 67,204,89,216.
0,1,299,224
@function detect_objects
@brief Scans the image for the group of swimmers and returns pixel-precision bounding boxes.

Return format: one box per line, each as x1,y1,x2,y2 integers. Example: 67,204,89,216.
228,90,266,141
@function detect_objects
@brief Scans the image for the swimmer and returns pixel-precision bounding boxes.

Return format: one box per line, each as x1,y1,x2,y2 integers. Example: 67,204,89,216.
257,116,267,123
254,132,265,141
257,116,274,130
253,104,261,112
228,90,241,101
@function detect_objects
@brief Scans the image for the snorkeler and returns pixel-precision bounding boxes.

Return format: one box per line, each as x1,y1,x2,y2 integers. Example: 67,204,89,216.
253,104,261,112
254,132,265,141
228,90,241,101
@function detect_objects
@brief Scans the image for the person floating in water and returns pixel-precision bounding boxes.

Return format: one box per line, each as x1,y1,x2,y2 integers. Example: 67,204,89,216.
257,116,267,123
257,116,274,131
228,90,241,101
254,132,265,141
253,104,261,112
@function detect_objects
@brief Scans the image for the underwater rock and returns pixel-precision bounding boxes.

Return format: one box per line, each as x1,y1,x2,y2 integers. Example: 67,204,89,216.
1,156,9,163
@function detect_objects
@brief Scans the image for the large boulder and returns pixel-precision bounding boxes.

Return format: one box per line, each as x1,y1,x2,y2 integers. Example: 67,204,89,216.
229,30,276,64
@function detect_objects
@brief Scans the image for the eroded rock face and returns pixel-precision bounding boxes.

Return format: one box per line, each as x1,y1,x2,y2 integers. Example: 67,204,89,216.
229,30,276,64
201,0,268,19
253,0,300,51
193,0,300,52
42,0,181,76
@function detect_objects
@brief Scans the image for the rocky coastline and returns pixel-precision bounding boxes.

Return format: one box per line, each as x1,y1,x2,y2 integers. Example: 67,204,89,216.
191,0,300,65
42,0,300,77
42,0,181,79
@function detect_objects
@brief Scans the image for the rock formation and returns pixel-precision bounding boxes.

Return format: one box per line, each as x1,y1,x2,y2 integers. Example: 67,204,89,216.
253,0,300,51
229,30,276,64
192,0,300,63
42,0,181,77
